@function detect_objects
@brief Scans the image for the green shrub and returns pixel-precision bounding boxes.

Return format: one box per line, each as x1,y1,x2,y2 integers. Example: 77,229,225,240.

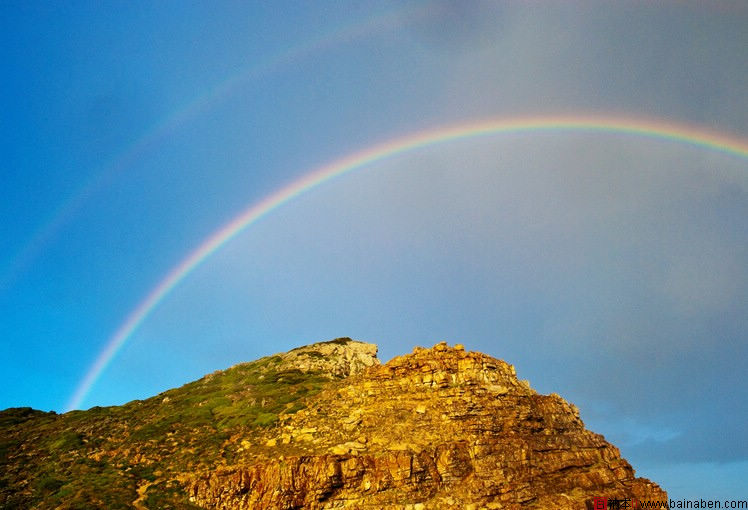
48,431,83,451
34,474,65,493
253,413,278,427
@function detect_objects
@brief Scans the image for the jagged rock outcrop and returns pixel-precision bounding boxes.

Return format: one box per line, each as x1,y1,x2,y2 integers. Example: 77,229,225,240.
212,338,380,382
278,338,380,378
189,342,666,509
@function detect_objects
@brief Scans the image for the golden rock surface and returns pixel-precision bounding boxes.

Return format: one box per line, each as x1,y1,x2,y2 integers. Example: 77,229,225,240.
189,342,666,509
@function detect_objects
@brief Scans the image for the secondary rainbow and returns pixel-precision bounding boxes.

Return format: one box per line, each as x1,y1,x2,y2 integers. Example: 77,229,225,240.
66,115,748,411
1,7,410,292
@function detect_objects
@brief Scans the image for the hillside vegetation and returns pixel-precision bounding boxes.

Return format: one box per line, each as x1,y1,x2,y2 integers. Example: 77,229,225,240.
0,338,371,509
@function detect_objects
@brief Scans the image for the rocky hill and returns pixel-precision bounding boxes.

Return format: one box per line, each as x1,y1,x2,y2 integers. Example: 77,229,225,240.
0,338,666,509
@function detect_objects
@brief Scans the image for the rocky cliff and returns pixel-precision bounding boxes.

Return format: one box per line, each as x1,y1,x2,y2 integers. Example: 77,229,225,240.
0,339,666,509
188,342,665,509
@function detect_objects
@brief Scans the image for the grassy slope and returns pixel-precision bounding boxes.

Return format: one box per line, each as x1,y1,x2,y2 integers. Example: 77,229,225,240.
0,347,343,509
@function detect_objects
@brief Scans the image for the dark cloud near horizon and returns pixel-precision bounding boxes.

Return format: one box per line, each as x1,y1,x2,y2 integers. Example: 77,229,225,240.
630,415,748,464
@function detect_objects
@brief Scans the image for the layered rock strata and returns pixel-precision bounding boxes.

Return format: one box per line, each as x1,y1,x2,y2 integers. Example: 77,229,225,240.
189,342,666,509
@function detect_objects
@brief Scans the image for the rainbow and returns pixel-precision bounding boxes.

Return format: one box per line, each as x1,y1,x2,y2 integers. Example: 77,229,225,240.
65,115,748,411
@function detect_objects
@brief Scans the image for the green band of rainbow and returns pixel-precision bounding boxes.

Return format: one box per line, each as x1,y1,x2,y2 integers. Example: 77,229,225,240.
65,115,748,411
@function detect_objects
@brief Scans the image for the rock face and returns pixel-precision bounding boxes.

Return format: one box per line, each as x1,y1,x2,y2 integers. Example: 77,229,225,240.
189,342,666,509
0,339,666,508
277,338,380,378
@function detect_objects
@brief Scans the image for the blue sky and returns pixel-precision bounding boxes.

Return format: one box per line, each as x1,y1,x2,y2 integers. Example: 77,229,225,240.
1,1,747,501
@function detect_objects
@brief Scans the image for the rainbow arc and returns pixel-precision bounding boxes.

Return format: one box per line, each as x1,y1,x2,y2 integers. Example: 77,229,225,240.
66,115,748,411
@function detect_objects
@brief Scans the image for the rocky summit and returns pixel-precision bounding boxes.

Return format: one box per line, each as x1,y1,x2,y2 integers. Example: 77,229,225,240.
0,338,666,509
